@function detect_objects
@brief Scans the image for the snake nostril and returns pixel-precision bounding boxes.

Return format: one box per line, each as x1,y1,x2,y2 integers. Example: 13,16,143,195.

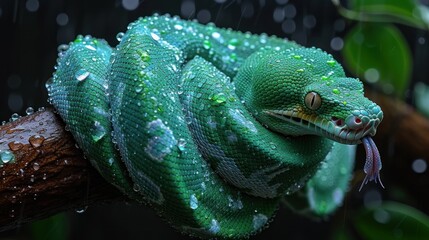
345,116,365,129
331,116,344,126
354,117,362,124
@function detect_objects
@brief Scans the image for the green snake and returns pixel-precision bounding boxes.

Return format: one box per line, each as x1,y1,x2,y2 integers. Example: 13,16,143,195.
46,15,383,238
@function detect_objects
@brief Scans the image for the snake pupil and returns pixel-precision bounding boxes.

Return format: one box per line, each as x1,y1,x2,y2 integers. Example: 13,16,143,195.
305,92,321,110
311,95,316,107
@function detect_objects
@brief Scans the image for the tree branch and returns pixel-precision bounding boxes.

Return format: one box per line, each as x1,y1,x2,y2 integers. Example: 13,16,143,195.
0,89,428,231
0,109,124,231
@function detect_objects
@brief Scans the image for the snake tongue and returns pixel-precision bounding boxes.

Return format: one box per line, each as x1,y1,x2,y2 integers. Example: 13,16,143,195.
359,136,384,191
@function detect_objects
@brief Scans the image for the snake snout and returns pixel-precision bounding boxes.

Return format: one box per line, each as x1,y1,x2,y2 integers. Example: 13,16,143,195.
341,104,383,137
331,115,366,130
345,115,366,130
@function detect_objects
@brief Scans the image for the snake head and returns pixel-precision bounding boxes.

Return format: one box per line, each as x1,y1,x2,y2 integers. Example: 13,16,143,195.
237,47,383,145
266,77,383,144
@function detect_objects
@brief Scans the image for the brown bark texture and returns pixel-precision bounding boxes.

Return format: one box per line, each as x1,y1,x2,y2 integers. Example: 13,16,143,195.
0,109,123,232
0,89,428,231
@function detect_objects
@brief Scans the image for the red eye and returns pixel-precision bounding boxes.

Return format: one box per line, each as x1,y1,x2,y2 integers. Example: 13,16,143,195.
304,92,321,110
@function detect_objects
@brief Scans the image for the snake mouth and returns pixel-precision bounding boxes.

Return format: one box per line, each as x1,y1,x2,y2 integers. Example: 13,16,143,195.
265,110,380,145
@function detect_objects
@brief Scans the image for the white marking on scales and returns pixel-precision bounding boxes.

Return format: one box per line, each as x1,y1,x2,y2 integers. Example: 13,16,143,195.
145,119,177,162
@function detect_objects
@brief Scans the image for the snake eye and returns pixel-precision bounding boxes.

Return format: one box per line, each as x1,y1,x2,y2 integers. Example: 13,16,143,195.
304,92,321,110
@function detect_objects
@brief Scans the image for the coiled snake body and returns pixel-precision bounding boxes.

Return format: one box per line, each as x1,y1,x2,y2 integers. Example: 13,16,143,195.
47,15,383,238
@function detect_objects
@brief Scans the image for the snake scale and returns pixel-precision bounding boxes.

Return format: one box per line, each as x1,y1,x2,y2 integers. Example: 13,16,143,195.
46,15,383,238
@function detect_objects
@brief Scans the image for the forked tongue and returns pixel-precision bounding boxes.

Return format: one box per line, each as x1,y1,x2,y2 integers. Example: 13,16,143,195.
359,136,384,191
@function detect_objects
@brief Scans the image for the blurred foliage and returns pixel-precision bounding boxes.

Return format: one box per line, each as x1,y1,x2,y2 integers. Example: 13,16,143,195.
343,22,411,97
30,213,69,240
349,0,429,29
334,0,429,98
354,202,429,240
331,0,429,239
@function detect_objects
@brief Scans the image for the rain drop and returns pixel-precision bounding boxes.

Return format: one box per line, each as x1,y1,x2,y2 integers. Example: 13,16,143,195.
85,45,96,51
116,32,125,42
10,113,20,121
174,24,184,30
227,39,239,50
209,93,227,105
0,150,16,164
253,214,268,230
135,85,143,93
8,141,23,151
25,107,34,115
326,60,336,67
57,44,69,53
211,32,220,39
75,206,88,213
108,158,114,166
29,135,45,148
91,121,106,142
190,194,198,209
133,183,141,192
177,138,186,152
209,219,220,234
75,69,90,82
203,40,212,49
33,162,40,171
140,51,150,62
150,32,160,41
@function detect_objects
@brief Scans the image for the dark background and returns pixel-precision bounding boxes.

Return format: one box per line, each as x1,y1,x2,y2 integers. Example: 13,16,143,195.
0,0,428,239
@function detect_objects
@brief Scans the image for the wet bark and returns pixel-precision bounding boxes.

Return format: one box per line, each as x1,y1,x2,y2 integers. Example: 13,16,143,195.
0,109,123,232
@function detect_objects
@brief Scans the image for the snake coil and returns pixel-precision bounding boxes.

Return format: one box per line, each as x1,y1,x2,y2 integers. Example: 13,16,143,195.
47,15,383,238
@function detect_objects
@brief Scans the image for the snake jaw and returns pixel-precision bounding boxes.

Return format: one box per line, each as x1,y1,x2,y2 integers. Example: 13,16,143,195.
265,109,380,145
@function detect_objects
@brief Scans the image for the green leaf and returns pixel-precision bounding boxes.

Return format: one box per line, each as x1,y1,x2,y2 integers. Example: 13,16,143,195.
342,23,412,97
354,202,429,240
349,0,429,30
30,213,69,240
